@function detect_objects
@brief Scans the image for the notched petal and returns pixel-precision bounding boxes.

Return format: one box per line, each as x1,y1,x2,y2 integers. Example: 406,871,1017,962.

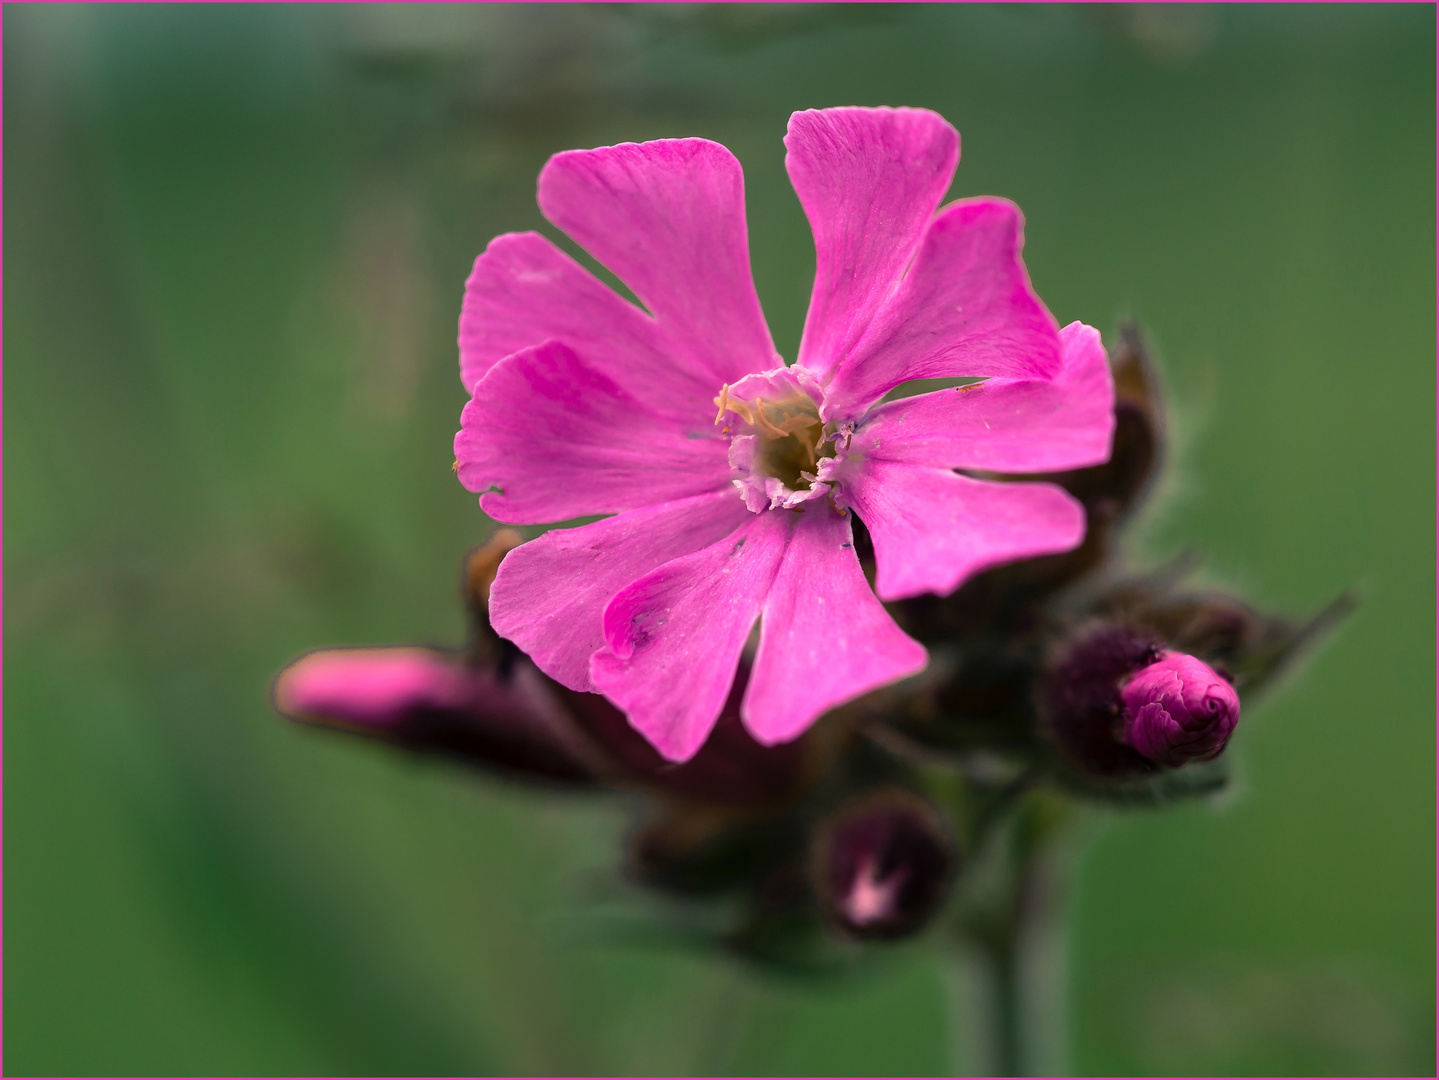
786,106,960,382
538,138,780,383
821,197,1062,419
455,340,731,524
591,511,794,762
743,505,928,745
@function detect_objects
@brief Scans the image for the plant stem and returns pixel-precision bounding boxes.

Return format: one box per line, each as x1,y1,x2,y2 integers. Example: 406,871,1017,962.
946,794,1072,1077
991,933,1024,1078
945,911,1025,1076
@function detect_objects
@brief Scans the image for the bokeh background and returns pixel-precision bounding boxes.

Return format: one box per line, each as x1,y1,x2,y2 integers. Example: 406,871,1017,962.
6,4,1434,1075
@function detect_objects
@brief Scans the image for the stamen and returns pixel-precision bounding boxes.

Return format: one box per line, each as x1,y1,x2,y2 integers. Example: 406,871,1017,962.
713,384,731,425
752,406,789,440
714,382,835,495
800,434,817,468
774,414,816,434
712,384,756,428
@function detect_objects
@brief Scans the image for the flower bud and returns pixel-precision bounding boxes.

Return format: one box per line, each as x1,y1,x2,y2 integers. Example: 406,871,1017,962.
1121,651,1239,766
813,790,955,940
1042,624,1162,777
273,647,604,784
1043,623,1241,779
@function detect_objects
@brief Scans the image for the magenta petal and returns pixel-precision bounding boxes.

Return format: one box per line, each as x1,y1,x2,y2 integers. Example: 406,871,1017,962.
841,461,1086,600
823,197,1061,419
275,647,473,726
852,321,1115,472
538,139,780,386
785,107,959,382
455,340,732,524
488,489,752,693
457,231,717,423
1121,651,1240,766
743,504,928,746
590,511,794,763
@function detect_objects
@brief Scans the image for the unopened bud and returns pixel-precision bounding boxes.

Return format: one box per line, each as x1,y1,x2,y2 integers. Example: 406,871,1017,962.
1043,623,1241,778
1120,651,1239,766
814,790,955,940
273,646,602,784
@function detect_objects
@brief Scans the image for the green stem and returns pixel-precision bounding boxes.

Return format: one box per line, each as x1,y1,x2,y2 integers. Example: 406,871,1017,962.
942,939,1009,1076
946,909,1025,1076
946,792,1072,1077
992,934,1024,1078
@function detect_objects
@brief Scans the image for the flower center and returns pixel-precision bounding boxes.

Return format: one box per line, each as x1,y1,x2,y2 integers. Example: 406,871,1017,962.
714,384,833,490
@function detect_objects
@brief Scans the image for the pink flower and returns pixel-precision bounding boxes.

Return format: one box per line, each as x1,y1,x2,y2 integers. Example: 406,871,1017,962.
454,106,1114,762
1121,651,1241,766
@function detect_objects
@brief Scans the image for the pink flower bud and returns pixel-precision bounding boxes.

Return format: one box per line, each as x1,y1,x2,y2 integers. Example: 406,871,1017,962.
814,790,955,940
1120,651,1240,766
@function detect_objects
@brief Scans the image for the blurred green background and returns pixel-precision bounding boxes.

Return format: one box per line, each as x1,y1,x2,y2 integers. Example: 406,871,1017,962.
6,3,1433,1075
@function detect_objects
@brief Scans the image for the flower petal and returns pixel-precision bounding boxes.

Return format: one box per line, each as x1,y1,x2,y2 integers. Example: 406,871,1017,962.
785,107,959,382
822,197,1061,420
488,489,752,693
457,231,719,423
590,510,794,762
852,321,1115,472
455,340,732,524
538,138,780,385
742,504,928,745
839,460,1086,600
275,646,474,724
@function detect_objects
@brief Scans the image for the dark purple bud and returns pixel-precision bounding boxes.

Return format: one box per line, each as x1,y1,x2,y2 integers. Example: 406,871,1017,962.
1120,651,1239,766
1043,622,1242,779
273,646,604,784
1042,624,1164,778
814,790,955,941
277,523,808,803
626,808,784,896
